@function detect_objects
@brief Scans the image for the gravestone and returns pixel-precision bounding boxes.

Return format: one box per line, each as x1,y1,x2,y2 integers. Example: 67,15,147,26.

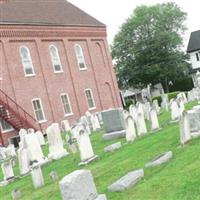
91,114,101,132
102,109,126,140
170,99,180,122
152,99,160,114
49,171,59,182
61,120,71,132
108,169,144,192
17,137,30,176
59,170,107,200
76,125,98,165
35,131,45,146
19,129,27,141
150,108,160,131
129,104,137,122
104,142,122,153
11,189,21,200
31,164,44,189
24,132,47,165
145,151,173,168
179,111,191,145
136,112,147,136
47,123,68,160
1,159,15,181
125,115,136,142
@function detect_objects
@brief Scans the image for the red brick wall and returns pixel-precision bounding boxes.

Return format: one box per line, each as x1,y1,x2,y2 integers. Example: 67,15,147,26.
0,25,122,145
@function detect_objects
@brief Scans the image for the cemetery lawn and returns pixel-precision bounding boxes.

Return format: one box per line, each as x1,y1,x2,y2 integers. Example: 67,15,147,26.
0,101,199,200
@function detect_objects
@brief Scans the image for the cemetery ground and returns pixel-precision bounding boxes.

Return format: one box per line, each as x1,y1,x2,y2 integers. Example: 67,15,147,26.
0,101,199,200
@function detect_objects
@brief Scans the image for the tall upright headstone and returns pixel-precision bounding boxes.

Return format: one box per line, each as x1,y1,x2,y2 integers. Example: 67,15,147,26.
150,108,160,131
125,115,136,142
47,123,68,160
180,111,191,145
136,112,147,136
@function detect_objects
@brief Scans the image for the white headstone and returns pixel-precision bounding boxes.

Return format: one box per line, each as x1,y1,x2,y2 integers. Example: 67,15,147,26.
59,170,107,200
125,116,136,142
91,114,101,132
180,111,191,145
76,125,95,163
24,132,45,164
35,131,45,146
129,104,137,122
31,165,44,189
47,123,68,160
150,108,160,131
136,112,147,136
170,100,180,121
1,160,14,181
61,120,71,132
19,129,27,141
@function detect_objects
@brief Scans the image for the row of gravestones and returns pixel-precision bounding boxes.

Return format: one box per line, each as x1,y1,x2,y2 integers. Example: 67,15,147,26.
0,110,102,189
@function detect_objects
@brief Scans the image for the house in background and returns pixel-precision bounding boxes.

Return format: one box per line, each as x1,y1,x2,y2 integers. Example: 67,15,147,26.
187,30,200,86
0,0,122,146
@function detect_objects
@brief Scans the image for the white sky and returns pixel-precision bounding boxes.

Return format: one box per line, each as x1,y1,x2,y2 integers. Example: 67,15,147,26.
69,0,200,49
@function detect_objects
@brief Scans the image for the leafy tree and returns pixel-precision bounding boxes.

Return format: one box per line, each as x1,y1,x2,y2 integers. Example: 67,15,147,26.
112,2,190,92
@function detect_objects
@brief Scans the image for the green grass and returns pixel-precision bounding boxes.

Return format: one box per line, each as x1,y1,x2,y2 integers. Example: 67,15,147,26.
0,101,199,200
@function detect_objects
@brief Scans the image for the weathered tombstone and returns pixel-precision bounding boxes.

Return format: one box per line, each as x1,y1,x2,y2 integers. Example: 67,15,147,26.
129,104,137,122
150,108,160,131
90,114,101,132
49,171,59,182
1,159,15,181
61,120,71,132
125,115,136,142
108,169,144,192
35,131,45,146
59,170,107,200
17,138,30,176
179,111,191,145
177,96,185,115
24,132,47,165
27,128,35,134
104,142,122,153
161,94,169,111
19,129,27,141
178,92,188,104
187,109,200,137
31,164,44,189
152,99,160,114
145,151,173,168
136,112,147,136
11,189,21,200
144,102,151,121
102,108,126,140
6,144,16,157
170,99,180,122
47,123,68,160
76,125,98,165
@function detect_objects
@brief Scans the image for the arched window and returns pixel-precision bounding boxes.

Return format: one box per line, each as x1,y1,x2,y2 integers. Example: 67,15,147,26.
74,44,87,70
49,45,63,72
20,46,35,76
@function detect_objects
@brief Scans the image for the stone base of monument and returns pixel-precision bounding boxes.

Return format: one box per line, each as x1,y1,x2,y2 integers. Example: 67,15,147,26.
191,131,200,139
0,176,18,187
103,130,126,140
108,169,144,192
78,155,99,166
150,128,162,133
169,119,179,124
104,142,122,153
48,151,69,160
95,194,107,200
145,151,173,168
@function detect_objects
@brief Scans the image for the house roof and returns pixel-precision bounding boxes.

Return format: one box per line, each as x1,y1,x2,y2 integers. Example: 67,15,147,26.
0,0,105,27
187,30,200,53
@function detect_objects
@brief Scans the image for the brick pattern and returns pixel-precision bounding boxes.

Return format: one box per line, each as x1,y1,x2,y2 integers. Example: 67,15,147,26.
0,25,122,146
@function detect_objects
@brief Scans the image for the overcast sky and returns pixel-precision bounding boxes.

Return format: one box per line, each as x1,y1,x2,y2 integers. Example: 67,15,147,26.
69,0,199,49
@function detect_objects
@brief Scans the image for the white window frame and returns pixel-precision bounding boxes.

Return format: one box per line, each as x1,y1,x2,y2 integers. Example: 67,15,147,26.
31,98,46,123
49,45,63,73
74,44,87,70
0,119,14,133
84,88,96,110
19,46,35,77
60,93,73,117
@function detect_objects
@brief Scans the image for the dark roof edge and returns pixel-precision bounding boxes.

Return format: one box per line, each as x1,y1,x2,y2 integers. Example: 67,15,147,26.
187,48,200,53
0,22,106,28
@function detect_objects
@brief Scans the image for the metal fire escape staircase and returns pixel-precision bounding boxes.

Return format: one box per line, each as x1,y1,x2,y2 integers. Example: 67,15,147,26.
0,89,42,145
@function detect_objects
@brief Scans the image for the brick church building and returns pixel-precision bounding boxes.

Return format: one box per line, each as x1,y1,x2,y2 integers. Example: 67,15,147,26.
0,0,122,146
